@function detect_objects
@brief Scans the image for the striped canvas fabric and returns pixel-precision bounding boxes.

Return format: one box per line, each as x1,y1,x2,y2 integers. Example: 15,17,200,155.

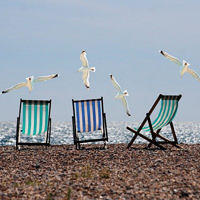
75,99,102,133
22,101,49,136
142,96,179,132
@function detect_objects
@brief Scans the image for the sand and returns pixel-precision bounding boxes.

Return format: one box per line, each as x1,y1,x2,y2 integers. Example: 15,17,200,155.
0,143,200,199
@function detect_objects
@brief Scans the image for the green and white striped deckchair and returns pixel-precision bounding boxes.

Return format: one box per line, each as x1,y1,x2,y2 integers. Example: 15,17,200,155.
72,97,108,149
16,99,52,149
127,94,182,149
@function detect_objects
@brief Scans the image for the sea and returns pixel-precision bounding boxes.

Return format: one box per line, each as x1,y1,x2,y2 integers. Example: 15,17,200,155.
0,121,200,146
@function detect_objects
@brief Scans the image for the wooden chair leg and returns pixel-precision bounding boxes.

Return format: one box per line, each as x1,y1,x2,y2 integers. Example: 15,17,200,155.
148,129,161,148
103,141,106,149
127,132,138,148
170,122,178,144
148,141,152,148
152,131,180,148
127,126,166,150
76,143,80,150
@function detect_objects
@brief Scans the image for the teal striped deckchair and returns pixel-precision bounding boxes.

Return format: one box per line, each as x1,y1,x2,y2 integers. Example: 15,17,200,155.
72,97,108,149
127,94,182,149
16,99,51,149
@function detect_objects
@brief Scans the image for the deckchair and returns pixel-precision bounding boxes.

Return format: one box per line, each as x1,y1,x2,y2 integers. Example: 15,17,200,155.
16,99,51,150
127,94,182,149
72,97,108,149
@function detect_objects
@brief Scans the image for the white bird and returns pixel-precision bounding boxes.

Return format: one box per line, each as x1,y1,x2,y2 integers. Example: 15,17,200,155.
77,51,95,89
2,74,59,94
159,50,200,81
110,74,131,116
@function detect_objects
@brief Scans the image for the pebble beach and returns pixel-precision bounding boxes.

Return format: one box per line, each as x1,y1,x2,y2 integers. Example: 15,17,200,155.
0,143,200,199
1,1,200,200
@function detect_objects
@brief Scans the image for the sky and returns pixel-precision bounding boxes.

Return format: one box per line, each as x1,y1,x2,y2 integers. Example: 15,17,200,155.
0,0,200,122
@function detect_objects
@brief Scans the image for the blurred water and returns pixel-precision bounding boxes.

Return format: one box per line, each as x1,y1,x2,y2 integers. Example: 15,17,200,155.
0,121,200,146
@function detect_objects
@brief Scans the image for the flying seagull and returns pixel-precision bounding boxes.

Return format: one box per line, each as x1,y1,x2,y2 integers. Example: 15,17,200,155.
77,51,95,89
2,74,59,94
110,74,131,116
159,50,200,81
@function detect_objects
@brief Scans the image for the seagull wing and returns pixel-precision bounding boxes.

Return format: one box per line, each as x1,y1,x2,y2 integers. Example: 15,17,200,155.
80,53,89,67
187,68,200,81
110,74,122,92
2,82,27,94
160,51,182,66
82,71,90,89
33,74,59,83
121,97,131,116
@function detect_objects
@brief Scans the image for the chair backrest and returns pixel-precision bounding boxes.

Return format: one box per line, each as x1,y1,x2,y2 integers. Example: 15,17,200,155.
142,95,181,132
72,97,104,133
21,100,51,136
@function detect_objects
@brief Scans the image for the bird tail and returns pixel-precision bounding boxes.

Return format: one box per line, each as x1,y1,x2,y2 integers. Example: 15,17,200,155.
114,94,120,98
76,67,82,73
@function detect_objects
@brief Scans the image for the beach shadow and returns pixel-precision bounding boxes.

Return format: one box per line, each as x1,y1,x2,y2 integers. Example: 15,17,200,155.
128,144,188,152
16,146,50,151
128,147,164,151
77,145,108,151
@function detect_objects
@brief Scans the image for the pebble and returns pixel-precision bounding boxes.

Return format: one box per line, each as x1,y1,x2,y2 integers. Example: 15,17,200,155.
0,144,200,199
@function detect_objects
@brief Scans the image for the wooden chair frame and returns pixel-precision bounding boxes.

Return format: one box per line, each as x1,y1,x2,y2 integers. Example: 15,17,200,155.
127,94,182,149
72,97,108,149
16,99,52,150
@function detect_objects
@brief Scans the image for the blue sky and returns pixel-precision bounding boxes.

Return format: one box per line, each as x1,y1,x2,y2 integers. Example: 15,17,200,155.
0,0,200,122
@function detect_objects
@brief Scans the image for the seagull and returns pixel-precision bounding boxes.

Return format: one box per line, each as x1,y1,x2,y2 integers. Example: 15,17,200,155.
110,74,131,116
159,50,200,81
77,51,95,89
2,74,59,94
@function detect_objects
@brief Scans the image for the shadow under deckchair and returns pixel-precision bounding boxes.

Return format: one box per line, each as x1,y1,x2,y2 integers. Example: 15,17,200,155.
127,94,182,149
